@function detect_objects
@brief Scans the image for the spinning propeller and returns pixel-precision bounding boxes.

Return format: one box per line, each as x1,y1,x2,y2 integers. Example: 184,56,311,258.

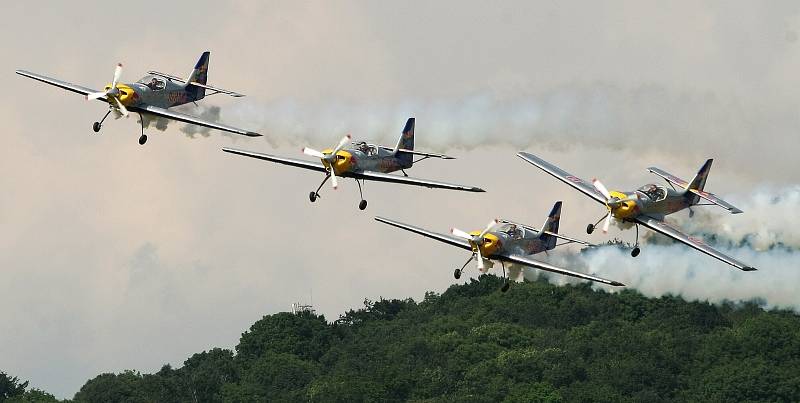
303,134,352,189
591,178,638,233
86,63,129,117
451,219,499,271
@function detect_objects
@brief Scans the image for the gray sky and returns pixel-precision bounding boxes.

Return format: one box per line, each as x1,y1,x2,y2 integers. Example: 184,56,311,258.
2,1,800,398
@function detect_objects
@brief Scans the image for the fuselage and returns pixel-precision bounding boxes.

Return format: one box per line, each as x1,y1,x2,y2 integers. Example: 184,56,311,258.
471,223,552,258
105,75,197,109
609,184,690,221
322,141,413,175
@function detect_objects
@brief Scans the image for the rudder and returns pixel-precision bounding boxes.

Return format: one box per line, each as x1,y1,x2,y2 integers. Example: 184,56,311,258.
539,201,562,251
394,117,415,167
186,51,210,100
686,159,713,204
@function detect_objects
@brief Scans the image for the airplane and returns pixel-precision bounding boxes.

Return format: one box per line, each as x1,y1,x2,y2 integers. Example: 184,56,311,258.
222,118,484,210
517,151,756,271
16,51,261,145
376,201,625,292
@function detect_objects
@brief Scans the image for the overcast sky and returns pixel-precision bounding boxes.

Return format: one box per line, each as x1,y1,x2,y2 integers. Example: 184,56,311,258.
2,1,800,398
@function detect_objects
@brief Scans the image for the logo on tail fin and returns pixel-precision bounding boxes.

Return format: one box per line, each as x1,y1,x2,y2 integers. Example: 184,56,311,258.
686,159,713,204
540,201,562,250
395,118,415,167
187,51,210,100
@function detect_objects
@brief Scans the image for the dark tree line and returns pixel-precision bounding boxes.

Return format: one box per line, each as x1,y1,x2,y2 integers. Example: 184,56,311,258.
4,275,800,402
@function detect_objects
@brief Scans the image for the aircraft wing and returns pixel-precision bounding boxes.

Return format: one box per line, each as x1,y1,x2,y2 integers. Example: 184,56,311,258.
350,171,485,192
135,105,261,137
517,151,607,205
635,215,756,271
497,253,625,286
221,148,327,172
374,217,473,251
16,70,106,102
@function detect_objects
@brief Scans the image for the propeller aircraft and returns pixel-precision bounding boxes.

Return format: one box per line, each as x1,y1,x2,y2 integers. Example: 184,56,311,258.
376,201,625,292
16,52,261,145
223,118,484,210
517,151,756,271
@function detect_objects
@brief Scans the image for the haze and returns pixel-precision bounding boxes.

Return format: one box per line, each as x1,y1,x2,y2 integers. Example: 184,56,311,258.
2,1,799,398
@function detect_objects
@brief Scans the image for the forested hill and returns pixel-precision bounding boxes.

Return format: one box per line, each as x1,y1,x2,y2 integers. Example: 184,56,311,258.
4,275,800,402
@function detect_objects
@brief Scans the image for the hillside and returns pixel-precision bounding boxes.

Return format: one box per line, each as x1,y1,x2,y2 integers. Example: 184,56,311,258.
3,275,800,402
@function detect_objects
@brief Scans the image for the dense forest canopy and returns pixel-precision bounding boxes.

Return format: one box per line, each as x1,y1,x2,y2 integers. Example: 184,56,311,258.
3,275,800,402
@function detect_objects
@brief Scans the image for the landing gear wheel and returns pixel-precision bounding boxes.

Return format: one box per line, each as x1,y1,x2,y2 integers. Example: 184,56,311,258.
501,282,510,293
586,224,595,234
309,192,317,203
92,122,101,133
358,200,368,210
454,268,461,279
631,247,640,257
138,134,148,145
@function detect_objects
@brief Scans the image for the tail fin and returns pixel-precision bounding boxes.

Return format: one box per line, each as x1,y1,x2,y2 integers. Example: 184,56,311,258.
686,159,712,204
186,51,210,100
539,201,562,251
394,118,415,167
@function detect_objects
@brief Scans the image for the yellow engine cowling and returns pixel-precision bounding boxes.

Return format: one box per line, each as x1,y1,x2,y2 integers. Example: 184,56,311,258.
468,231,501,256
103,83,136,105
321,150,354,175
609,190,638,219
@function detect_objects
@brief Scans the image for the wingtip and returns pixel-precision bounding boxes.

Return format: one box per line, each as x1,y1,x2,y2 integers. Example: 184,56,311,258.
611,281,626,287
472,187,486,192
742,266,757,272
246,132,263,137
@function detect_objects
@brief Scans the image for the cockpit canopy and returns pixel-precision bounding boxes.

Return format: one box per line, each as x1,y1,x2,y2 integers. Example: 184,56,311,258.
353,141,378,156
497,223,524,239
137,75,166,91
636,184,667,201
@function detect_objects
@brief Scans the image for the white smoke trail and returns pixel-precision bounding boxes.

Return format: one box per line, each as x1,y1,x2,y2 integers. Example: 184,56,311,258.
137,104,224,138
219,83,798,163
671,186,800,250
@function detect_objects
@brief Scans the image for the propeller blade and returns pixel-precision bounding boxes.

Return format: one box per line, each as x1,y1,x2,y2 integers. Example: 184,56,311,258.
602,214,611,234
330,171,338,189
479,219,499,238
592,178,612,200
476,246,485,271
332,134,352,154
302,147,326,158
451,228,472,240
86,91,107,101
113,96,128,117
112,63,123,88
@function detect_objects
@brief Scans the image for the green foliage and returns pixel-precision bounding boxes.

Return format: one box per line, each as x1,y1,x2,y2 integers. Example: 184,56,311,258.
13,275,800,402
0,372,29,401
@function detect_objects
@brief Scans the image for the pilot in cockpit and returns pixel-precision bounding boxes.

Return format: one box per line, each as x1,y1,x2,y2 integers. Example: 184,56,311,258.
638,184,666,200
355,141,369,154
504,224,522,239
144,77,165,91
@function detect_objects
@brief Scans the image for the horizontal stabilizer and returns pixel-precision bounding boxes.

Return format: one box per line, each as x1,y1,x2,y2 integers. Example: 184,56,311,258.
378,146,455,159
498,219,592,246
647,167,689,189
687,189,743,214
147,71,244,97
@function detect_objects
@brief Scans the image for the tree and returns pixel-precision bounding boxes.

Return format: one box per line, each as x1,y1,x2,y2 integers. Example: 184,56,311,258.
0,372,28,401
